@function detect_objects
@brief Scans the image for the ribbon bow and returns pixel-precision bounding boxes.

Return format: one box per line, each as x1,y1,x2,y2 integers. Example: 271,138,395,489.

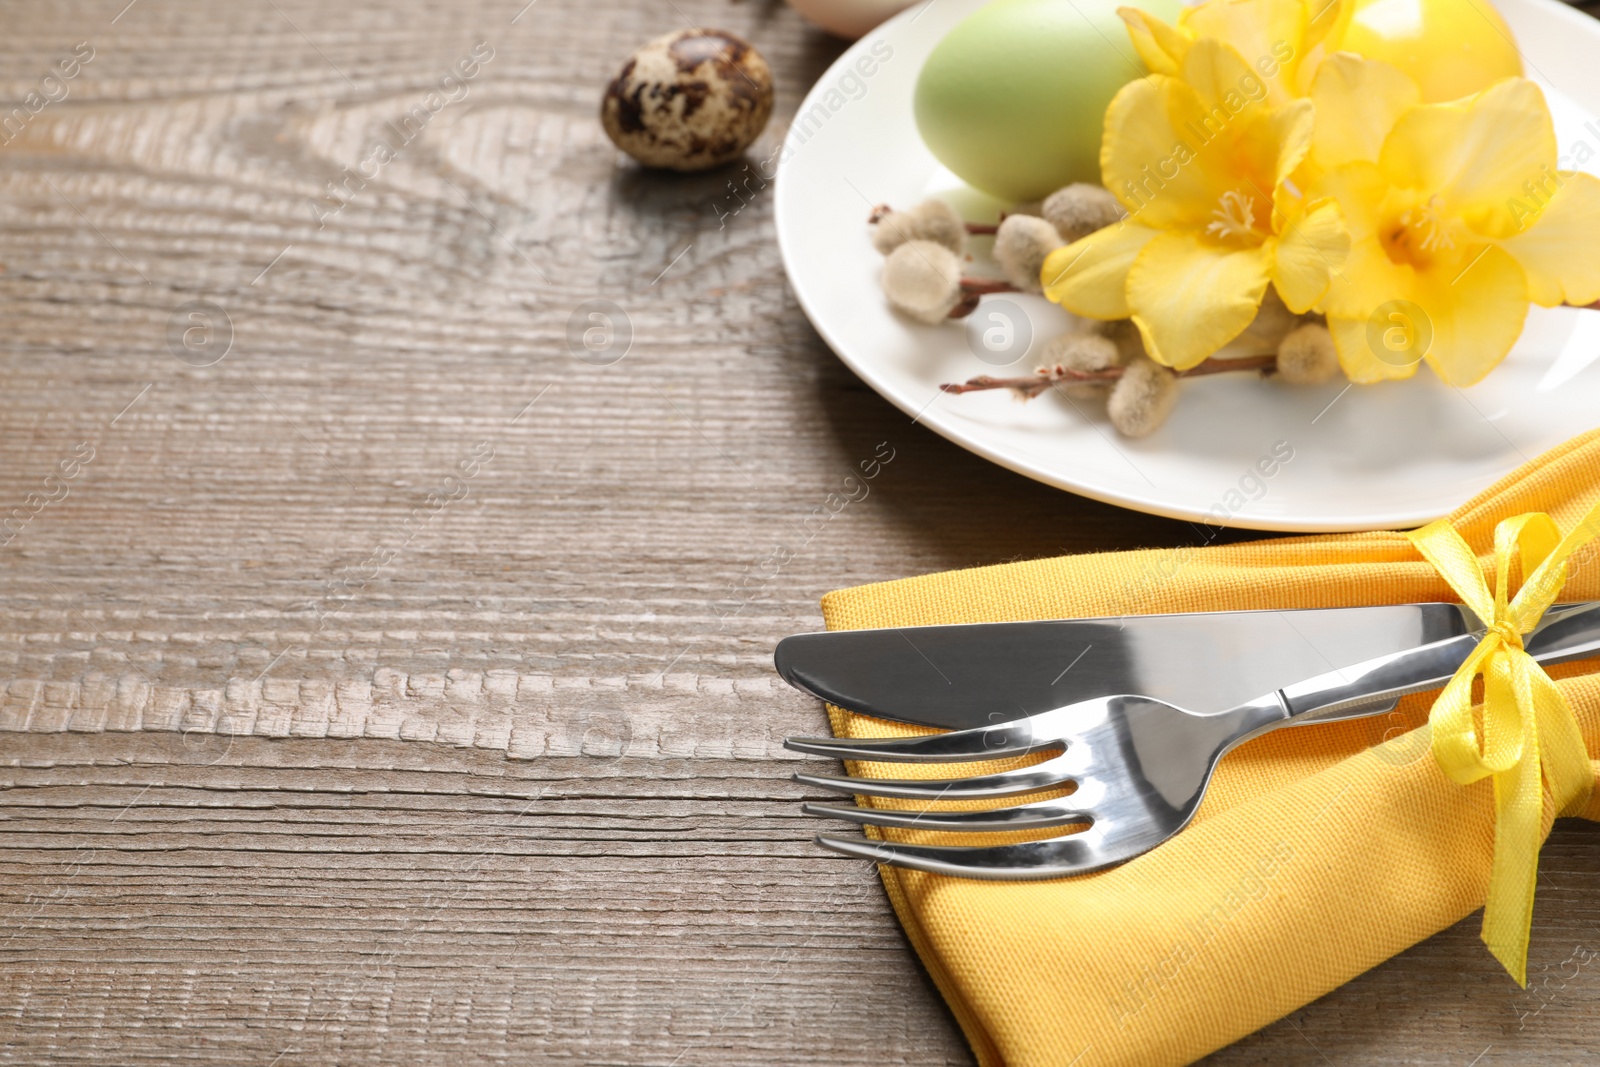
1407,511,1598,985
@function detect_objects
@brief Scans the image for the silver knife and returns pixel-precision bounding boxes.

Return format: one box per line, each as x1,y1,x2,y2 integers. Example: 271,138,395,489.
774,603,1487,730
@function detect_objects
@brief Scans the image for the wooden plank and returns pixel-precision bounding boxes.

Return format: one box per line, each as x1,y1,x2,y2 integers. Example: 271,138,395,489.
1,0,1598,1064
3,734,970,1066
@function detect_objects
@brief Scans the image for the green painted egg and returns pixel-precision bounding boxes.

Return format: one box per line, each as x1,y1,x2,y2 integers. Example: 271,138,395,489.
914,0,1182,203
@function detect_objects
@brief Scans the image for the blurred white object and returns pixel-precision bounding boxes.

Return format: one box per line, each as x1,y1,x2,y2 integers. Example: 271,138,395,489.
786,0,915,38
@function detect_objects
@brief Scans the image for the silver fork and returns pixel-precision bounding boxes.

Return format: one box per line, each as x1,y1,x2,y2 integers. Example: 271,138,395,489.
786,601,1600,879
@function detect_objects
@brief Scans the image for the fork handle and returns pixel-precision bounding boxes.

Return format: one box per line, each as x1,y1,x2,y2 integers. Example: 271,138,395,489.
1277,601,1600,722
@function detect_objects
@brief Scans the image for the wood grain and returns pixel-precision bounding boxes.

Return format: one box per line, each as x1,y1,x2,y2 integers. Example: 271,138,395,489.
2,1,1599,1064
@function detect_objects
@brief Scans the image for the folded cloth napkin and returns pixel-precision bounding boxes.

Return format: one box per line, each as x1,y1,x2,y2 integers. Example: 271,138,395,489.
819,429,1600,1067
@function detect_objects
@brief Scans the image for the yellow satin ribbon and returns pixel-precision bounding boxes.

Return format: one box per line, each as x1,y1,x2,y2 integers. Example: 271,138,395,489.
1407,509,1599,985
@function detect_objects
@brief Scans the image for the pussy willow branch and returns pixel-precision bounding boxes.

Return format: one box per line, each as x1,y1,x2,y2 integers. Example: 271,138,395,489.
941,355,1280,398
948,278,1020,319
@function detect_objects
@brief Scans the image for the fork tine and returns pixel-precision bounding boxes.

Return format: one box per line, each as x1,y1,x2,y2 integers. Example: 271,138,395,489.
784,721,1056,763
815,832,1109,879
802,798,1089,832
793,752,1073,800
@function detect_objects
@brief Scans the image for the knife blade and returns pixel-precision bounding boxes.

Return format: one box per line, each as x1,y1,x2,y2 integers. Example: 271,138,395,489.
774,603,1482,731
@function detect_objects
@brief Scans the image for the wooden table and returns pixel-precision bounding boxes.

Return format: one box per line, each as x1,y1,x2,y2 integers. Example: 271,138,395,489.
3,1,1600,1063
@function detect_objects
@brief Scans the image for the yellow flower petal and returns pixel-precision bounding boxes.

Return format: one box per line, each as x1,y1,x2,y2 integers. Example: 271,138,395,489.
1325,237,1522,388
1126,232,1272,369
1320,236,1426,381
1041,221,1159,320
1302,0,1347,51
1272,197,1349,312
1118,6,1188,76
1320,233,1412,320
1294,0,1355,95
1414,244,1529,386
1310,52,1420,169
1100,76,1222,231
1329,313,1423,382
1499,172,1600,307
1180,38,1272,125
1180,0,1305,104
1380,79,1557,238
1269,97,1314,192
1306,160,1393,243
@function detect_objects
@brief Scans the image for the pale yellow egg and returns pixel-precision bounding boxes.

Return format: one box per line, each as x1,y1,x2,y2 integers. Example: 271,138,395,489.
1334,0,1523,103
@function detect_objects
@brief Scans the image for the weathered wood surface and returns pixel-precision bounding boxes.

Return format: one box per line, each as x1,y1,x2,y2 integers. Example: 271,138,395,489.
2,1,1600,1064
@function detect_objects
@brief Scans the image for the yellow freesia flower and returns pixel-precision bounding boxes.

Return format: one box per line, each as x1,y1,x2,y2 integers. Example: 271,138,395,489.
1304,57,1600,385
1040,38,1349,370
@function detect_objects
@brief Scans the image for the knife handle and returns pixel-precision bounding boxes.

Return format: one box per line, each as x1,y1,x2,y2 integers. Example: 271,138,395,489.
1277,601,1600,723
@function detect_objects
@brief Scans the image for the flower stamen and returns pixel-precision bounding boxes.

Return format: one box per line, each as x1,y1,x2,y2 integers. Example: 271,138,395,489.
1383,194,1457,268
1407,195,1454,253
1205,189,1260,242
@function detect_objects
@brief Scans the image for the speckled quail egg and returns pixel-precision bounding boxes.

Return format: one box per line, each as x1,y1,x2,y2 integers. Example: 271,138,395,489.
601,29,774,172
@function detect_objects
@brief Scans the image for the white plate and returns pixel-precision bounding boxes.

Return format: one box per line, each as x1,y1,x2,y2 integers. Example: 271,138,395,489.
774,0,1600,531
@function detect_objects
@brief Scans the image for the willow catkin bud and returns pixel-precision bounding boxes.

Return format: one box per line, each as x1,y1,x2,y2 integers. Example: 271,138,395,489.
881,240,963,323
993,215,1063,293
1042,183,1124,243
1108,357,1179,437
1275,322,1341,385
870,198,967,256
871,210,919,255
912,198,967,255
1096,318,1146,363
1039,332,1120,398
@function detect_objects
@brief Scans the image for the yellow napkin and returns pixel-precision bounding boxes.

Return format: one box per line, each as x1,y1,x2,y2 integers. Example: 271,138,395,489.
820,429,1600,1067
